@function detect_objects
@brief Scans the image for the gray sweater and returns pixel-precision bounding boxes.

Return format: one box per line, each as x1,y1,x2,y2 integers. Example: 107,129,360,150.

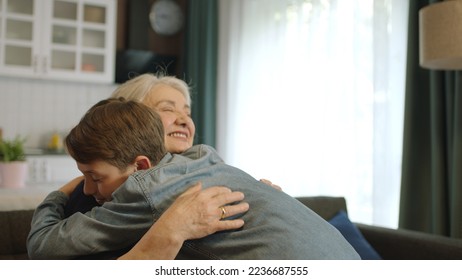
27,145,359,260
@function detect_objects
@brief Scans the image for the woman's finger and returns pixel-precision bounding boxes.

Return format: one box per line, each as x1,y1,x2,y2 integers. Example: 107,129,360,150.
217,202,249,219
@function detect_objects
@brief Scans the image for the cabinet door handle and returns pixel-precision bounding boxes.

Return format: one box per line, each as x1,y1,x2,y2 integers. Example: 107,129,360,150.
42,57,48,74
33,55,39,73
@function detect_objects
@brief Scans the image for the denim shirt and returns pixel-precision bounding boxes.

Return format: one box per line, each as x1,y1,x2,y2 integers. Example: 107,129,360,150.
27,145,360,260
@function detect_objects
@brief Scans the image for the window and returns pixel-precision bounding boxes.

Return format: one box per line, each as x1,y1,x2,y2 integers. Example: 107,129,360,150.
217,0,409,227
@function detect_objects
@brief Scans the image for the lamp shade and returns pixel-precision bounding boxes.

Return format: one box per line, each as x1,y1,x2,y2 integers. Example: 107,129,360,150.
419,0,462,70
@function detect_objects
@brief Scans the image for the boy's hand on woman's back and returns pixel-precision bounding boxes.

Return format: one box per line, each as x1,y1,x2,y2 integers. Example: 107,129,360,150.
59,176,85,196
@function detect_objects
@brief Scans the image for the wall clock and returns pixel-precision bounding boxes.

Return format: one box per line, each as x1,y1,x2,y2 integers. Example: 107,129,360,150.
149,0,184,36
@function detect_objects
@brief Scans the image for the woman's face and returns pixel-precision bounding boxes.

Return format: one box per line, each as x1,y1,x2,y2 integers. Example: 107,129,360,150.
143,84,195,153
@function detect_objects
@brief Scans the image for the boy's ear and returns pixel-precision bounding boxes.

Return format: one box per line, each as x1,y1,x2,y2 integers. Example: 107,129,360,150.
134,156,152,171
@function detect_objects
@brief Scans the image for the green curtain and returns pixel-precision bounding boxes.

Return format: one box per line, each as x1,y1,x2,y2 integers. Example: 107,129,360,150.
400,0,462,238
183,0,218,147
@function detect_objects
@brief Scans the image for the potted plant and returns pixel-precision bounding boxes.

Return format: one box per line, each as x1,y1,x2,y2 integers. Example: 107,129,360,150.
0,136,28,188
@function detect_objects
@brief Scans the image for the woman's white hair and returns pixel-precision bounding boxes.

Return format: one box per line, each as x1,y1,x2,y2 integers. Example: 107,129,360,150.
111,73,191,106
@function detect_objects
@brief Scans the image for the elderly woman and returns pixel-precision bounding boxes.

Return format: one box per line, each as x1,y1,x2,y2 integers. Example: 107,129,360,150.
58,73,278,259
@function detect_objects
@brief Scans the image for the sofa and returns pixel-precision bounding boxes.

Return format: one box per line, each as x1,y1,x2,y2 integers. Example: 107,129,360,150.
296,196,462,259
1,196,461,259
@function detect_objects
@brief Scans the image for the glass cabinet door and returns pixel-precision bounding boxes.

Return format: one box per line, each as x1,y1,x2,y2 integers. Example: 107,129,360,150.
47,0,113,80
0,0,115,83
81,3,107,73
0,0,40,74
48,0,78,71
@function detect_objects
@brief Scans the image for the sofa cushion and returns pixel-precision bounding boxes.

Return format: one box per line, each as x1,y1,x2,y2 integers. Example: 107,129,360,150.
296,196,347,220
0,210,34,259
328,210,381,260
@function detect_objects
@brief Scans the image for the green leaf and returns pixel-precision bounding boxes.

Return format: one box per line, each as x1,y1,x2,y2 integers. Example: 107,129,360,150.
0,136,26,162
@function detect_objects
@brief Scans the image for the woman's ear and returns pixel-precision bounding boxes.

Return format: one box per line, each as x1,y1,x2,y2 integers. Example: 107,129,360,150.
134,156,152,171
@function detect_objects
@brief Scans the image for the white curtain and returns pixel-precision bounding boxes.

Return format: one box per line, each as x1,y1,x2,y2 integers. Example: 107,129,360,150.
217,0,409,228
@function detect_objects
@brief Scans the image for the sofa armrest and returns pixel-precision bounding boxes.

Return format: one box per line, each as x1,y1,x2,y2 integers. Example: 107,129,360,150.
356,223,462,260
0,210,34,259
296,196,347,220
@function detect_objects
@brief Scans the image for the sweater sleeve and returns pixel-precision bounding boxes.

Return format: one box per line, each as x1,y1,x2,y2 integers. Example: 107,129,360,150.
27,190,153,259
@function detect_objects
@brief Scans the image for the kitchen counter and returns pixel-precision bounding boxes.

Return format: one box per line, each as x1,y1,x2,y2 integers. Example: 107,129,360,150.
25,147,67,156
0,184,58,211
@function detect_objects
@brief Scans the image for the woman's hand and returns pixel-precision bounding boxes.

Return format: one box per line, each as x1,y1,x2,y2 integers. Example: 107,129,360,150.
260,178,282,191
59,176,85,196
160,181,249,241
119,182,249,260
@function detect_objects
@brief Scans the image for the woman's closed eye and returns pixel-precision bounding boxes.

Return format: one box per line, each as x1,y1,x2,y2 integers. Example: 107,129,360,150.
158,105,175,112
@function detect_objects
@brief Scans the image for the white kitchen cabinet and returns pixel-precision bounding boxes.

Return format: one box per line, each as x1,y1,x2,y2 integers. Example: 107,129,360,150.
26,154,80,185
0,0,116,83
0,154,80,211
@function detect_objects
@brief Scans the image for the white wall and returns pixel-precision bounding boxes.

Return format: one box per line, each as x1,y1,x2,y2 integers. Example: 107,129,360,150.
0,76,117,150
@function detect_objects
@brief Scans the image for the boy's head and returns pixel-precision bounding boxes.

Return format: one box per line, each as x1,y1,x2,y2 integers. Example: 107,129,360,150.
65,98,167,203
66,97,166,168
